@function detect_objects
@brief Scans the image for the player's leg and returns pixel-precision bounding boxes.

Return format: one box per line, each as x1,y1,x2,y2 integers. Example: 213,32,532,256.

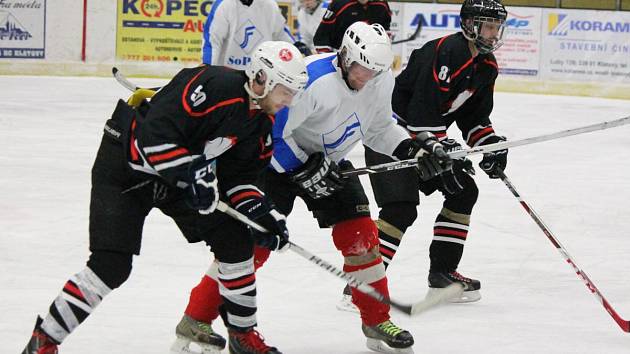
22,134,151,354
207,219,281,354
172,171,296,354
427,171,481,302
365,145,420,269
338,147,420,313
312,160,414,354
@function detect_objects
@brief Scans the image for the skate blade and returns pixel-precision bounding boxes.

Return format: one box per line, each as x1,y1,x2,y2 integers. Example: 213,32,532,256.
366,338,414,354
170,336,223,354
336,294,360,313
427,287,481,303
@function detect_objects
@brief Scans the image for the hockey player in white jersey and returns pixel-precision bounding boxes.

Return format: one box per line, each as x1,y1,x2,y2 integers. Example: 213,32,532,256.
296,0,328,53
202,0,309,68
180,21,455,354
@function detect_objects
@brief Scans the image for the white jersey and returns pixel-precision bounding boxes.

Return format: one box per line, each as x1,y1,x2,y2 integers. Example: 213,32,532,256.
271,53,409,173
296,2,327,50
202,0,295,69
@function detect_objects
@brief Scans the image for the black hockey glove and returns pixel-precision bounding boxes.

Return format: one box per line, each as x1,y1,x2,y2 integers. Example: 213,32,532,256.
289,152,345,199
236,197,290,252
439,139,475,195
293,41,312,56
393,132,453,181
186,158,219,215
479,136,508,179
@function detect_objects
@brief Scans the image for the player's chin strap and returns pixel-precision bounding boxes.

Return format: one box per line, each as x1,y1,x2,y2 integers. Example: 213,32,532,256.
215,201,463,316
496,169,630,333
343,115,630,178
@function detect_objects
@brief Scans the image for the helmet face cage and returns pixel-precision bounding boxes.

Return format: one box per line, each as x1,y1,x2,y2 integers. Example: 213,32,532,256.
340,22,393,75
460,0,507,54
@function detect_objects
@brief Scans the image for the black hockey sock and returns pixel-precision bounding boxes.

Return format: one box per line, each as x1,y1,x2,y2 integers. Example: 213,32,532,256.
39,267,112,343
216,257,257,332
376,202,418,268
429,208,470,273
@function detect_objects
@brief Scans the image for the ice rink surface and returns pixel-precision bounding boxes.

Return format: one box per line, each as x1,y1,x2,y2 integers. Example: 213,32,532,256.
1,75,629,354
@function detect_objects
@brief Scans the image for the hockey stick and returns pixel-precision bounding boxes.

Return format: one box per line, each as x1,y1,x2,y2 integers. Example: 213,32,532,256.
497,169,630,333
343,115,630,177
391,22,422,45
216,201,463,316
112,67,163,92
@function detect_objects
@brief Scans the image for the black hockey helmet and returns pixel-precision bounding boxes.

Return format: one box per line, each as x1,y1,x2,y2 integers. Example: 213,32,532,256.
460,0,507,54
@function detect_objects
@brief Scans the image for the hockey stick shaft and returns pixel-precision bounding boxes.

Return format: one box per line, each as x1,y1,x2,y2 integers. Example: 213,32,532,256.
392,22,422,45
216,201,462,315
497,169,630,333
343,115,630,177
112,67,162,92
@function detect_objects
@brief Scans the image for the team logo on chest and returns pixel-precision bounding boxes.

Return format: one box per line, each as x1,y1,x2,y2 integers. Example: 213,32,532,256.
322,112,364,159
234,19,263,51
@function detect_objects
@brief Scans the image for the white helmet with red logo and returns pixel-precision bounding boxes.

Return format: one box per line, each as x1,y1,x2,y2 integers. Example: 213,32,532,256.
245,41,309,99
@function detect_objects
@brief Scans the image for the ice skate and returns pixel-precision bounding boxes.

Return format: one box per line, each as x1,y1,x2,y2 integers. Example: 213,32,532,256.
336,284,359,313
22,316,59,354
228,328,281,354
170,315,226,354
362,320,414,354
428,271,481,303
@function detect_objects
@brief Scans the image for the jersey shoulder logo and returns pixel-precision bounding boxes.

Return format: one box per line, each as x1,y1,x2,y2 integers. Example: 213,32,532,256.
191,85,207,107
323,9,334,20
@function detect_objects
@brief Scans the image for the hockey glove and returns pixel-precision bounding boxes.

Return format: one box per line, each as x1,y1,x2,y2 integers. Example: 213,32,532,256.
442,138,476,176
290,152,345,199
186,158,219,215
394,132,453,181
479,136,508,179
236,197,290,252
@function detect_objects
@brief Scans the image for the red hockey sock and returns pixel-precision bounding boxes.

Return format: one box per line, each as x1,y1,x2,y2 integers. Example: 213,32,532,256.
184,275,221,323
350,275,390,326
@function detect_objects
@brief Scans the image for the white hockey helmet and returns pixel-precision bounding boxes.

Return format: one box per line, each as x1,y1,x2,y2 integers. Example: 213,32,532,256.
339,22,394,73
245,41,309,99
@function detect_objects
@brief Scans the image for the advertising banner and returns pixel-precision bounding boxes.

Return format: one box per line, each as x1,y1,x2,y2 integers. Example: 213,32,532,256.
116,0,213,63
541,9,630,83
399,3,460,67
397,3,542,78
0,0,46,59
494,7,541,77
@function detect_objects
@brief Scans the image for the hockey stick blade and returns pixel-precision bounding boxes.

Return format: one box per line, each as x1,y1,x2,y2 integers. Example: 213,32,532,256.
343,115,630,177
215,201,461,316
497,169,630,333
392,23,422,45
112,67,162,92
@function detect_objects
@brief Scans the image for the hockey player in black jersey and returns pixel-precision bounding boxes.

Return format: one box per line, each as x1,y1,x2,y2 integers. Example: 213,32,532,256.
21,41,308,354
313,0,392,53
340,0,509,307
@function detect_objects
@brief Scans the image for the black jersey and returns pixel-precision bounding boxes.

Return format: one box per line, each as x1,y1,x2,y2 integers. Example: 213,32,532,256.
393,32,502,147
126,65,274,199
313,0,391,53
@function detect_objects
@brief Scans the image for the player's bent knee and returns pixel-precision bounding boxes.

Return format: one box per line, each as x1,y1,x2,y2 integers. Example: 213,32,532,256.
332,216,379,256
378,202,418,230
86,250,133,289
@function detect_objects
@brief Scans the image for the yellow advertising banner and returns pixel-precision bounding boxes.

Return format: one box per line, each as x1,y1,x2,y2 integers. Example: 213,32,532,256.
116,0,214,63
116,0,296,63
